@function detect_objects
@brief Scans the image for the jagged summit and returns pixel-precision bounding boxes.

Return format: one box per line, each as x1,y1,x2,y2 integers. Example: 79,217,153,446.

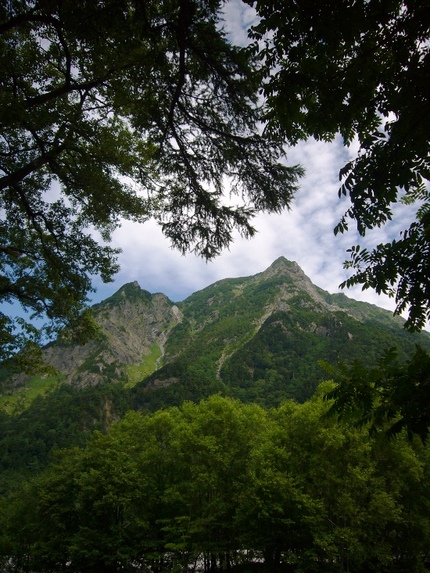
121,280,141,292
2,258,429,409
96,281,175,312
263,257,306,279
99,281,150,304
268,256,299,270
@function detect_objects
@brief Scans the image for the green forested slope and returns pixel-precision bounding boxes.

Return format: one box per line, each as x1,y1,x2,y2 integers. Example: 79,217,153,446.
1,258,430,489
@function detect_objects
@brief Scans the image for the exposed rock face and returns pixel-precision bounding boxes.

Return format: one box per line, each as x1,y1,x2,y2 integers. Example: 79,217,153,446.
257,257,408,327
258,258,346,315
23,283,183,388
4,257,429,404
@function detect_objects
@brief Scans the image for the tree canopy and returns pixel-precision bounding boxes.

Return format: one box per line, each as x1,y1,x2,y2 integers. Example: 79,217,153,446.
2,393,430,572
0,0,302,362
246,0,430,330
2,0,430,365
322,344,430,442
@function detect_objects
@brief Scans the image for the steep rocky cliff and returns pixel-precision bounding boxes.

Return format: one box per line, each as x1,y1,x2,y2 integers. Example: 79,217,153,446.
11,282,183,390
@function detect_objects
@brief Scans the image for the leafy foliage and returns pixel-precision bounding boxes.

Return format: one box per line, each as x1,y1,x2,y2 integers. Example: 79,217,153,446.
340,214,430,330
246,0,430,330
0,0,303,360
323,345,430,441
1,394,430,572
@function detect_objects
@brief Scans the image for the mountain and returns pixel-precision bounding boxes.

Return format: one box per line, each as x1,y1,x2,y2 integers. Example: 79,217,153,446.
1,257,428,413
44,282,183,388
1,257,430,488
132,256,430,408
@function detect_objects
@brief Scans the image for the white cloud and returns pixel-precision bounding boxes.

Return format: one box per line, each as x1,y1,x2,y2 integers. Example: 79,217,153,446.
220,0,257,46
92,134,400,323
90,3,424,330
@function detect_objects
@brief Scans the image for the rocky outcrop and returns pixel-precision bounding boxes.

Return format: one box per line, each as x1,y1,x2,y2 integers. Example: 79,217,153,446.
15,283,183,388
4,258,429,404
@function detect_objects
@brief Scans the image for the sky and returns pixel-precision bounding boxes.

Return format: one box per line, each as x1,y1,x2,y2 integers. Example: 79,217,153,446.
90,0,411,321
92,134,406,315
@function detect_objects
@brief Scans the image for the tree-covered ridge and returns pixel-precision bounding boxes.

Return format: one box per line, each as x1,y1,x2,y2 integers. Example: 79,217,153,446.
134,258,430,409
2,258,430,414
0,383,133,494
1,393,429,573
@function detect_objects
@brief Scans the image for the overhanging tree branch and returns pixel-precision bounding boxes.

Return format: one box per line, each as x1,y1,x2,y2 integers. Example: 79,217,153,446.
0,143,67,191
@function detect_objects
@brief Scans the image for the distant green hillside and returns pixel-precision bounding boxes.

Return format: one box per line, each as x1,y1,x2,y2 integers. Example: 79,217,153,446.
1,257,430,489
132,257,430,410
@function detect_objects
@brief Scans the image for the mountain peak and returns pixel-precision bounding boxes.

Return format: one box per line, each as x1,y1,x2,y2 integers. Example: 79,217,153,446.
262,257,305,280
117,280,142,294
269,257,301,272
99,281,153,307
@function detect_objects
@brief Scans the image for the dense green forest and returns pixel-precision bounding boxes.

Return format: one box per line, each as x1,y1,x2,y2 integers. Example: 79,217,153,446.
2,0,430,570
1,261,430,573
1,392,430,573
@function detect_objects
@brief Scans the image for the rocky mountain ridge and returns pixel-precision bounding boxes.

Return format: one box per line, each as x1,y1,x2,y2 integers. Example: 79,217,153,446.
2,257,429,409
46,283,183,387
